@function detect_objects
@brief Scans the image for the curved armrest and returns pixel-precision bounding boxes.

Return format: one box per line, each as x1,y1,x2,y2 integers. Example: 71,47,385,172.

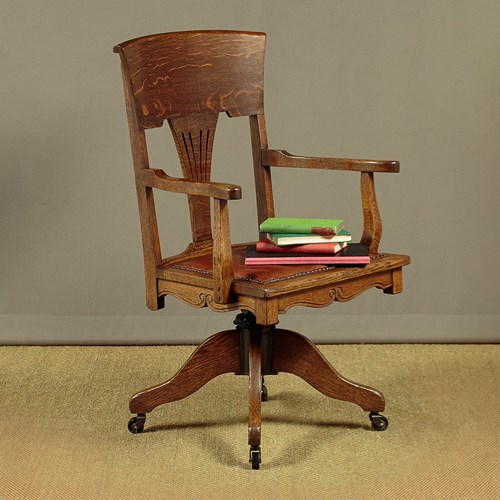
262,149,399,173
262,149,399,255
142,168,242,200
141,168,239,302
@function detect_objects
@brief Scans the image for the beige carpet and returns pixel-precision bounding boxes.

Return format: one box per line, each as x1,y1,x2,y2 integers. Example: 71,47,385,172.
0,344,498,499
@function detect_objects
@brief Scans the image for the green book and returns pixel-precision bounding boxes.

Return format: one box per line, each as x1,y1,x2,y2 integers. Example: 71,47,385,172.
259,217,344,235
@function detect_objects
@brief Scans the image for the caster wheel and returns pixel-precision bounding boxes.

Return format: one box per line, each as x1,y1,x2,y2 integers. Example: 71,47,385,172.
369,412,388,431
128,413,146,434
249,445,261,470
261,384,268,402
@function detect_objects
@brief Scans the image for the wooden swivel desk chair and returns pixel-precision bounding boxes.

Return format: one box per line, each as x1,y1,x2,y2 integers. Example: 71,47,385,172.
114,30,410,469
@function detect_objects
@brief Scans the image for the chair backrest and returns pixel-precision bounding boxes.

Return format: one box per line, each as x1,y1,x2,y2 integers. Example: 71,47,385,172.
114,31,267,243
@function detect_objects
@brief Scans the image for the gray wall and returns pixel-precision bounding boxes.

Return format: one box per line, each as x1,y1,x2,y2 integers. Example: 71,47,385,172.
1,0,499,343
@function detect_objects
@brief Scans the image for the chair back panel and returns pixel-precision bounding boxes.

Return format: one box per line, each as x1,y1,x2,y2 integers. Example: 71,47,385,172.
115,30,267,243
114,30,266,129
167,113,219,241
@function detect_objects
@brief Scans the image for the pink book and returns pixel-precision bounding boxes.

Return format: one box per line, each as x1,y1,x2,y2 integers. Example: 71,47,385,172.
256,240,347,254
245,244,371,265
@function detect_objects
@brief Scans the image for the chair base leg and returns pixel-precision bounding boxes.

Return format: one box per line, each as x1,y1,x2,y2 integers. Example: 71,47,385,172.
272,328,385,412
242,325,385,468
248,329,262,448
127,315,387,469
129,329,240,414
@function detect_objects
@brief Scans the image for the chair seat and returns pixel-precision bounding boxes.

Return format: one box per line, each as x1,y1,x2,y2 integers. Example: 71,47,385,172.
157,243,410,301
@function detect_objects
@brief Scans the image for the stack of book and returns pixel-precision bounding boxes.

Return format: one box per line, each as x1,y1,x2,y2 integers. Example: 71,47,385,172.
244,217,370,265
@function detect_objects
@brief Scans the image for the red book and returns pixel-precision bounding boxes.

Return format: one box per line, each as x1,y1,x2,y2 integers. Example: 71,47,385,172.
256,239,347,254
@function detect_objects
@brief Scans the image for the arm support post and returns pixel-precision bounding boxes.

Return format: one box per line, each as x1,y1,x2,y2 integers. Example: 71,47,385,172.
142,168,240,304
213,198,234,304
360,172,382,255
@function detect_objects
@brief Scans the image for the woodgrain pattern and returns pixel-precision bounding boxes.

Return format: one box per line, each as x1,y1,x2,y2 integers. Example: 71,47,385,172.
155,248,408,324
114,31,265,128
158,247,408,294
248,330,262,446
384,267,403,294
168,113,219,242
250,114,274,232
115,30,410,466
141,168,242,200
129,330,240,413
168,114,218,182
272,329,385,411
212,198,234,303
360,172,382,255
276,271,395,315
118,62,164,310
262,149,400,173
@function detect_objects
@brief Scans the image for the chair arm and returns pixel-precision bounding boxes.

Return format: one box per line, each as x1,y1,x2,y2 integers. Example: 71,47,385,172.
262,149,399,255
141,169,239,303
262,149,399,173
141,168,242,200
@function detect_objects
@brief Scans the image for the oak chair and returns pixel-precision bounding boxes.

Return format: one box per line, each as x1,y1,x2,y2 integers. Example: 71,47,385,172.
113,30,409,469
